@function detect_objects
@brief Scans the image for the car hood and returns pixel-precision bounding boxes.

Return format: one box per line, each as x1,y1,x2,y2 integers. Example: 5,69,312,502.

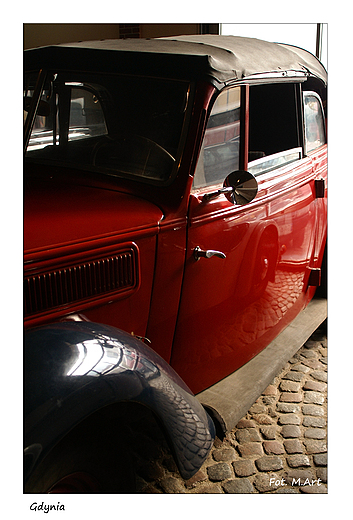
24,178,164,253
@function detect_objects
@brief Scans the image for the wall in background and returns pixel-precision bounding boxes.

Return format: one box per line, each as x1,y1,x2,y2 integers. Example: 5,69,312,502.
23,23,205,49
24,24,120,49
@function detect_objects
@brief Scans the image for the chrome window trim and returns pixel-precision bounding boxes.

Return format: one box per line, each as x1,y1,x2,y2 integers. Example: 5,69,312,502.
248,147,303,177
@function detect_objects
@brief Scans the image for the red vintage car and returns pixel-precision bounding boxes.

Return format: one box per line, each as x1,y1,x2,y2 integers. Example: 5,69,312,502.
24,35,327,492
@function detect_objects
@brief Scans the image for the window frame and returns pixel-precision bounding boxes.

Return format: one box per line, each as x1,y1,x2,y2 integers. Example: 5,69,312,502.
246,81,304,177
24,70,194,187
302,90,326,155
192,84,245,191
192,80,310,191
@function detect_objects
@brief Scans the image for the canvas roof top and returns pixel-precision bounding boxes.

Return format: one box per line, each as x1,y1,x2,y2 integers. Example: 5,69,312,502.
25,35,327,86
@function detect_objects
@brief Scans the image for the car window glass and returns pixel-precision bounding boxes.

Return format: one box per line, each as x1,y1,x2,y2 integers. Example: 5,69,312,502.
303,92,326,153
193,87,241,189
68,87,108,141
248,83,302,176
26,87,108,152
25,72,190,184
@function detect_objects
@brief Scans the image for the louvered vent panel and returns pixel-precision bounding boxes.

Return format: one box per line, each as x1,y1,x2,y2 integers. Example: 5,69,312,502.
25,251,136,316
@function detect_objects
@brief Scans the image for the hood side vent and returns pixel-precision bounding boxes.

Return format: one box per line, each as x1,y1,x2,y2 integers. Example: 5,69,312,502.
25,249,137,317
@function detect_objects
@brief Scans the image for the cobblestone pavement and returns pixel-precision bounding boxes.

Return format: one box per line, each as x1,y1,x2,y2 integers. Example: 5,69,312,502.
131,321,327,494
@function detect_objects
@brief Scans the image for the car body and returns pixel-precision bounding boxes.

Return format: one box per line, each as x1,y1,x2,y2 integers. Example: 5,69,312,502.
24,35,327,491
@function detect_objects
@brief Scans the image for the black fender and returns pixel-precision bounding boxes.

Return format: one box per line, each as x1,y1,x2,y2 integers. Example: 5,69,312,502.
24,321,215,482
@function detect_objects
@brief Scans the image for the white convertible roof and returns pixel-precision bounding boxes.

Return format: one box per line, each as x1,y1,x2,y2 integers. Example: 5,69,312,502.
25,35,327,86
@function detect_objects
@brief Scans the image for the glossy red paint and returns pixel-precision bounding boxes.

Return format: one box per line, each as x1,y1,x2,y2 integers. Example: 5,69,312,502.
24,176,163,252
24,176,163,337
144,81,216,362
170,148,327,394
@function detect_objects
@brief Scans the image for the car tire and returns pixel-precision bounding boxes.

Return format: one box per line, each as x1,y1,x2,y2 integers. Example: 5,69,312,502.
25,412,136,494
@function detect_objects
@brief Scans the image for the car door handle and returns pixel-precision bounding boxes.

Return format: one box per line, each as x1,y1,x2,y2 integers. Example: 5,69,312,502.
193,246,226,261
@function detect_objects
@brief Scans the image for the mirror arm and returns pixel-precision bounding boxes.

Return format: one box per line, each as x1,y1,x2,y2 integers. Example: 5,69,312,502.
203,186,234,202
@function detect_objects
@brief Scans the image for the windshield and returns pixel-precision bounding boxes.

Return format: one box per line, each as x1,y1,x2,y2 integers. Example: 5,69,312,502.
24,71,191,183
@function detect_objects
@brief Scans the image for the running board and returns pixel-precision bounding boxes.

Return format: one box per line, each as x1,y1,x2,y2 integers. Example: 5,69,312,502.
197,297,327,434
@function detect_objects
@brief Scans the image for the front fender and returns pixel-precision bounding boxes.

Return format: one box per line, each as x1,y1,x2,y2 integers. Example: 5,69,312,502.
25,322,215,481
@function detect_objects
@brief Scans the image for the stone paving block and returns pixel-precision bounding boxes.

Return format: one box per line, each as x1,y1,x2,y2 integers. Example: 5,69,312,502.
281,425,301,438
278,414,301,425
300,350,318,359
283,439,304,454
232,459,256,477
286,455,311,468
311,370,327,382
253,473,281,493
249,402,267,414
275,487,300,493
304,428,326,439
299,484,327,494
295,364,311,373
276,403,301,413
300,358,323,370
223,478,255,494
212,447,237,462
302,404,325,416
283,371,306,382
255,456,283,472
159,476,186,493
268,407,278,419
303,440,327,454
302,416,326,428
280,392,303,403
237,442,264,458
213,437,224,448
262,396,276,405
260,426,277,439
235,428,262,444
316,467,327,483
252,414,274,425
189,483,223,494
262,384,277,395
313,453,327,466
280,380,301,392
207,463,233,482
185,469,208,488
236,418,256,429
303,380,327,392
263,441,285,455
284,469,315,485
304,391,325,404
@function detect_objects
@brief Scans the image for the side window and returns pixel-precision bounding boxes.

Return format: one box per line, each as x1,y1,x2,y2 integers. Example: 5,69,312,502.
193,87,241,189
68,88,107,141
303,92,326,153
248,83,302,176
24,78,58,151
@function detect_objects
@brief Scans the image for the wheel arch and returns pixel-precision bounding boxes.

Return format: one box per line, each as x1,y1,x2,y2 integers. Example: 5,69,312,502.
25,321,215,484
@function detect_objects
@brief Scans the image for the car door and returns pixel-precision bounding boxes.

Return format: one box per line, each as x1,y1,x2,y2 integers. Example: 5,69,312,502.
170,82,320,394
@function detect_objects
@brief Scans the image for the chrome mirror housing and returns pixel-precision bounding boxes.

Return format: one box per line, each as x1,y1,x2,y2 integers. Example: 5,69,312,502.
223,170,258,205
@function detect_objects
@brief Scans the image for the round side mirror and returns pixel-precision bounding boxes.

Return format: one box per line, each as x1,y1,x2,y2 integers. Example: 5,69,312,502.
223,170,258,205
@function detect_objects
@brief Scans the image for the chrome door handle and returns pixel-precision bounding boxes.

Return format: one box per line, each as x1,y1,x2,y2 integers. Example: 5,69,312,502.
193,246,226,261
